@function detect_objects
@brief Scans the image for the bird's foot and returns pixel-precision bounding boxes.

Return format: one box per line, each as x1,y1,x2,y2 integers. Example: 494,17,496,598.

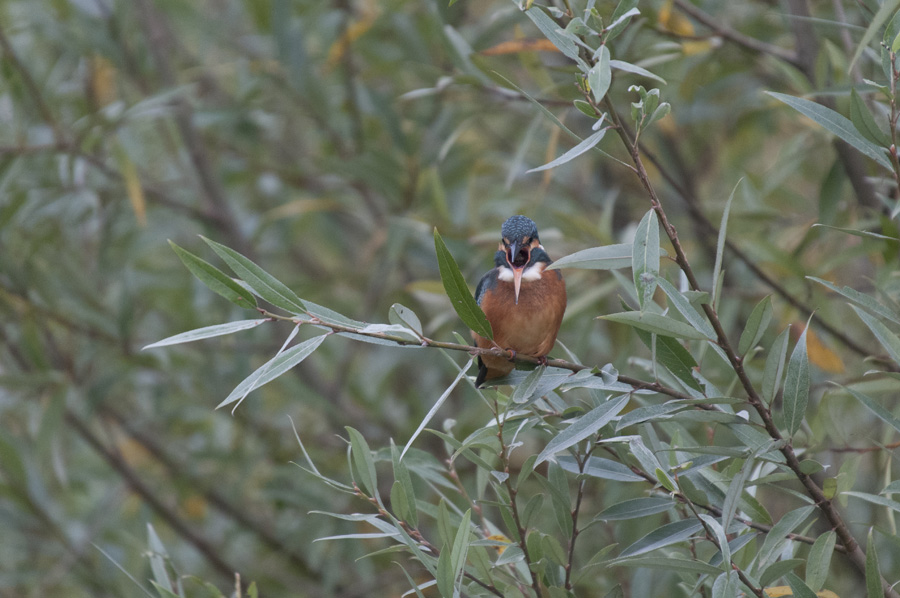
505,349,517,362
536,356,548,366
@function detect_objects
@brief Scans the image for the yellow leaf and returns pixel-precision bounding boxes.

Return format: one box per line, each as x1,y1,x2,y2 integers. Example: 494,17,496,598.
658,0,695,37
480,39,559,56
486,533,512,555
120,155,147,227
182,494,208,519
682,39,715,55
264,198,340,222
805,325,845,374
89,54,117,107
326,12,378,69
765,586,841,598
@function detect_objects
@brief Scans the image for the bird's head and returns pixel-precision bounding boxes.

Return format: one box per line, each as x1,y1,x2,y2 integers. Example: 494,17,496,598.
497,215,545,304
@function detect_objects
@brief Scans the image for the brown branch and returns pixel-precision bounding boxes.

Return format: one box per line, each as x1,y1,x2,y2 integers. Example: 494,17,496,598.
671,0,801,68
258,308,696,402
601,97,899,598
494,400,544,598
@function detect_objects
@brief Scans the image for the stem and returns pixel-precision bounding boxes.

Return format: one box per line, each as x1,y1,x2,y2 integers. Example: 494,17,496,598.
679,485,764,598
494,399,544,598
258,308,695,402
564,446,593,590
600,96,900,598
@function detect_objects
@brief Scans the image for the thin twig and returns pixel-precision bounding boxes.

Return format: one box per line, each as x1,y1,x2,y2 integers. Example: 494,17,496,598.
600,94,899,598
494,398,544,598
671,0,801,67
258,308,695,402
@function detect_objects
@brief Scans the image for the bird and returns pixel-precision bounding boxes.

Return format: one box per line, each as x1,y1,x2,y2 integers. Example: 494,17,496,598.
472,215,566,387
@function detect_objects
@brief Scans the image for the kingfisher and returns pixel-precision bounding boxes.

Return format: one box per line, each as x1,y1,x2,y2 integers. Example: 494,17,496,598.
472,215,567,387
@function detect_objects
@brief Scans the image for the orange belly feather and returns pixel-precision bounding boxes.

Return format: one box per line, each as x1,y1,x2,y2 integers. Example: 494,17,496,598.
473,270,566,381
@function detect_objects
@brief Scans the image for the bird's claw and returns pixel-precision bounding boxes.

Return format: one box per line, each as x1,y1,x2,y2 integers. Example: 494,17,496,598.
505,349,517,362
536,356,548,366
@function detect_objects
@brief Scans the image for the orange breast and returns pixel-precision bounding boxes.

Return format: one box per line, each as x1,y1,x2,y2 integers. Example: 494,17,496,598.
473,270,566,375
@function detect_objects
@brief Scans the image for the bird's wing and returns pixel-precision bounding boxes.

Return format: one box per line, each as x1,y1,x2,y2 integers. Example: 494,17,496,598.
474,268,498,306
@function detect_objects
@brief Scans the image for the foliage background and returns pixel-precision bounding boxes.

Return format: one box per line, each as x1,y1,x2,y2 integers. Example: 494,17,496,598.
1,0,899,596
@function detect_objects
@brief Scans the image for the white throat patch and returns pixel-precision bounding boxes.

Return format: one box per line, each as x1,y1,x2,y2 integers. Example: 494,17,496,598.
498,261,546,283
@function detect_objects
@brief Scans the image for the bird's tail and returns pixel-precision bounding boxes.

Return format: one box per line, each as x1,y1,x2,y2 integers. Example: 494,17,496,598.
474,356,488,388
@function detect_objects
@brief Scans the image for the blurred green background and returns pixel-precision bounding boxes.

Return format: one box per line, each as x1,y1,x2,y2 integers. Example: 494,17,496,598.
1,0,898,596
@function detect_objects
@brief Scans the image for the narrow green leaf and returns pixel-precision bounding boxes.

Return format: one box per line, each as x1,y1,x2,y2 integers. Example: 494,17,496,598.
547,460,573,536
609,556,719,576
169,241,257,309
721,457,754,532
848,0,900,70
844,491,900,513
542,534,567,567
632,209,660,309
602,311,711,341
712,179,740,308
201,236,306,314
866,528,882,598
738,296,772,356
146,523,172,589
216,334,327,410
785,572,818,598
807,276,900,325
574,99,598,118
449,509,472,595
512,365,546,403
610,59,665,84
547,243,632,271
711,570,736,598
766,92,892,169
782,321,810,436
635,329,702,393
143,319,267,350
813,223,900,243
433,229,492,340
619,518,703,557
595,497,675,521
589,45,612,104
806,531,835,591
346,426,378,498
850,88,890,146
837,384,900,434
606,0,639,40
852,305,900,366
527,128,607,173
656,278,716,338
763,326,791,404
758,505,815,568
391,441,418,527
535,394,630,465
558,455,644,482
389,303,424,336
524,5,589,70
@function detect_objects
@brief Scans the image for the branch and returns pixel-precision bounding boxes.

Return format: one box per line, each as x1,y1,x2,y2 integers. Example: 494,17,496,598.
258,309,696,402
601,96,900,598
671,0,801,68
